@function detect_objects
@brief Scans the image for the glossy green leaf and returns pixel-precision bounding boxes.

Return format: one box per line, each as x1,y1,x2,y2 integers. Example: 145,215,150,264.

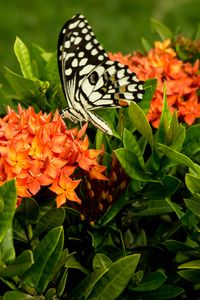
151,19,173,40
134,200,174,217
98,190,128,226
0,250,33,277
45,288,56,300
133,284,183,299
141,37,152,52
4,68,48,110
139,78,157,113
87,254,140,300
0,228,15,264
178,259,200,269
65,253,89,275
115,148,157,182
165,198,184,219
0,198,4,213
57,268,68,297
29,43,47,79
22,226,63,293
128,102,153,148
145,175,181,200
16,198,40,223
184,197,200,217
33,207,65,237
156,86,171,145
164,240,193,252
123,128,145,168
0,180,17,243
131,271,167,292
168,113,185,151
44,52,60,83
178,269,200,283
157,143,200,175
182,124,200,157
93,254,112,271
3,291,44,300
14,37,35,80
185,174,200,194
37,227,64,294
13,217,28,243
68,268,109,300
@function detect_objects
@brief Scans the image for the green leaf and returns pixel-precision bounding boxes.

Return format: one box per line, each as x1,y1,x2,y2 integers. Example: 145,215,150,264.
0,228,15,264
164,240,194,252
133,284,183,300
33,207,65,237
87,254,140,300
150,19,173,40
157,143,200,175
165,198,184,219
178,269,200,283
28,43,47,79
0,198,4,213
57,268,68,297
123,128,145,169
184,197,200,218
128,102,153,148
141,37,152,52
22,226,63,293
14,37,35,79
35,227,64,294
13,217,28,243
3,291,44,300
131,271,167,292
65,253,89,275
45,288,56,300
115,148,157,182
145,175,181,200
156,86,172,145
139,78,157,114
93,254,112,271
185,173,200,194
182,124,200,157
68,268,109,300
155,86,185,150
98,192,128,226
0,180,17,243
16,198,40,223
178,259,200,269
134,200,174,217
44,52,60,83
0,250,33,277
4,68,48,110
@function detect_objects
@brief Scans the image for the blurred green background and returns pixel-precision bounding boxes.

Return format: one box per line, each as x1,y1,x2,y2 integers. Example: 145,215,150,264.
0,0,199,77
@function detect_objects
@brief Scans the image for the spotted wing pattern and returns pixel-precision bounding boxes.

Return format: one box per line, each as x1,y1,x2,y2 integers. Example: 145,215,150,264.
57,14,144,135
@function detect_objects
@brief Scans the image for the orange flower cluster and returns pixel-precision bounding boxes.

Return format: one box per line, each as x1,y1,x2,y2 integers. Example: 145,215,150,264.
0,105,107,207
109,39,200,127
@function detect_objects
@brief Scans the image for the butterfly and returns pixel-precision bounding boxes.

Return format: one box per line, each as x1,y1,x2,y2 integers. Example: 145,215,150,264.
57,14,144,135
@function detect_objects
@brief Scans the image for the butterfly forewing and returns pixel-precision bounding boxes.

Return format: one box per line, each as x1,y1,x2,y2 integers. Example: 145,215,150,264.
57,14,144,134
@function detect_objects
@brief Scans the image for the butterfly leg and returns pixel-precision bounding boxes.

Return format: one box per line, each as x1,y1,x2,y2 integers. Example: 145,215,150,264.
87,110,113,135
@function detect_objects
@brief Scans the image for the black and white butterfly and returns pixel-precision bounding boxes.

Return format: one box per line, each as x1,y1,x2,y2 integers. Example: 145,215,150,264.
57,14,144,135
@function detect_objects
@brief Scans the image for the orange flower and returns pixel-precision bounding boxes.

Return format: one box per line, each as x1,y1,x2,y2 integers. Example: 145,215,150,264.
109,39,200,127
49,171,81,207
0,105,107,206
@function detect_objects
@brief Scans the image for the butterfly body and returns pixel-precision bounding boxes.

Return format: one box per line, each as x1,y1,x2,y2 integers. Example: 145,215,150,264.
58,14,144,135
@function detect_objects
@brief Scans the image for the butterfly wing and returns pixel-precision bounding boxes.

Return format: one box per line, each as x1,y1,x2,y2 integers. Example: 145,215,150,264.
57,14,144,134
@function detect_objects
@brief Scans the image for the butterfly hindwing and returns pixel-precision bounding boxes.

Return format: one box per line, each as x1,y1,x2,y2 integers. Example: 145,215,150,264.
57,14,144,134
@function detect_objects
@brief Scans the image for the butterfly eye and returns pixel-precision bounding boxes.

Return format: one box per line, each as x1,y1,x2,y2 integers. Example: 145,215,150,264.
88,71,99,85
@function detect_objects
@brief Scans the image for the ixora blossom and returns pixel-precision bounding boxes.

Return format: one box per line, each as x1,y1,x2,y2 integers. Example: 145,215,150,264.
0,105,107,207
109,39,200,127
